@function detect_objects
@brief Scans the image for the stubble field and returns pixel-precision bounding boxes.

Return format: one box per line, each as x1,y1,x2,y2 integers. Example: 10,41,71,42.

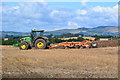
1,46,118,78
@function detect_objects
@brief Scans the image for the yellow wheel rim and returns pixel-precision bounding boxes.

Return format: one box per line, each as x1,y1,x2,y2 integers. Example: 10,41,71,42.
21,44,26,49
37,42,44,48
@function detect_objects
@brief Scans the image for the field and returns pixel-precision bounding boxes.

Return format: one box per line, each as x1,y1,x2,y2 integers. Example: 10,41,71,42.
1,45,118,78
60,37,108,41
60,37,95,40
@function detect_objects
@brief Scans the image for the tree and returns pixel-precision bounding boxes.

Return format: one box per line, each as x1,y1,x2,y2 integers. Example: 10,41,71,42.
94,35,100,41
77,37,84,41
47,34,53,38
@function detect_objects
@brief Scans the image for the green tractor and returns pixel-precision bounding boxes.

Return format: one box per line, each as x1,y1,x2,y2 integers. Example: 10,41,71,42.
16,30,50,50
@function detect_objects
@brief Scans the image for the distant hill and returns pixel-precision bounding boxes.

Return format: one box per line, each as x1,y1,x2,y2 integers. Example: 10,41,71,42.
0,31,29,38
0,26,119,38
45,26,119,35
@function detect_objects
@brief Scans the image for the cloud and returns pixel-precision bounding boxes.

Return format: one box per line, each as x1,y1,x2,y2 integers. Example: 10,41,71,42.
2,2,118,32
76,9,87,15
92,5,118,13
2,2,72,31
74,5,117,28
1,0,45,2
81,0,89,7
34,0,45,2
2,2,49,31
49,9,72,22
68,21,78,27
91,5,118,26
50,10,59,17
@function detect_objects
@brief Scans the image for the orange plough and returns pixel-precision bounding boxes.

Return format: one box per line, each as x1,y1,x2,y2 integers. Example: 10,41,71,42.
49,40,97,49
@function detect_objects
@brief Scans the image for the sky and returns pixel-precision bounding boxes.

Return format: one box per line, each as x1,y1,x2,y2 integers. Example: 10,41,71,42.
1,0,119,32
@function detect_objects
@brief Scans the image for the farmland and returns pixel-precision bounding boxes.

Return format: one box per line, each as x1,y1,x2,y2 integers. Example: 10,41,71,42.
1,45,118,78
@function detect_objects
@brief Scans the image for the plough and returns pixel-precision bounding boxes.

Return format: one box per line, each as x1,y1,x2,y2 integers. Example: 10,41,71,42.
49,40,97,49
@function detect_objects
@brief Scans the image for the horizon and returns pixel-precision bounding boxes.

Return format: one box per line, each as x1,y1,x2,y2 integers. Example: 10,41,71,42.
1,26,118,32
1,1,118,32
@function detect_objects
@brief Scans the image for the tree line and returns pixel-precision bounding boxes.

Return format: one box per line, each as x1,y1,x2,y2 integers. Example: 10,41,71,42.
1,33,120,45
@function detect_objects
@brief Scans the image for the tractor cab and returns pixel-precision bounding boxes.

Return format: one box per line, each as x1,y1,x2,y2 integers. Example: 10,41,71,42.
31,30,44,41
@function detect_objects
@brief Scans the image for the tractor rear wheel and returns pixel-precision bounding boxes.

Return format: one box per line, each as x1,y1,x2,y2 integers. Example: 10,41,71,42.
19,42,29,50
35,39,47,49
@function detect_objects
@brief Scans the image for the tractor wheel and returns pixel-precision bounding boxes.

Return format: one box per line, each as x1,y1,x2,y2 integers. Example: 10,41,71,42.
35,39,47,49
19,42,29,50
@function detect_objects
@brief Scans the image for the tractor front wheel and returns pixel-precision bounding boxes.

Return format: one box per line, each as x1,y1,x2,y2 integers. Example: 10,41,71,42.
35,39,47,49
19,42,29,50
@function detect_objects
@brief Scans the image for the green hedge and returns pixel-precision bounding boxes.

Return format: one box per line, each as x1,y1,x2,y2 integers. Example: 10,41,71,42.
108,38,120,40
1,39,19,45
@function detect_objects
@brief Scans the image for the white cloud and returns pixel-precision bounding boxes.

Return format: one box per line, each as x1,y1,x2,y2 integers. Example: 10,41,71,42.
2,2,118,31
12,6,19,10
68,21,78,26
92,5,118,13
81,0,89,7
73,5,118,28
34,0,45,2
50,10,71,18
49,10,59,17
113,5,118,9
76,9,87,15
1,0,45,2
0,6,2,13
91,5,118,26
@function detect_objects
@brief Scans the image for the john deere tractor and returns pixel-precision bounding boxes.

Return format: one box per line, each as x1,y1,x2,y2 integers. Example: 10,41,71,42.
18,29,50,50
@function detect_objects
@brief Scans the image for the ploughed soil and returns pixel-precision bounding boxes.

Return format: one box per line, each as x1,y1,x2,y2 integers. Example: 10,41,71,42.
95,40,119,48
1,46,118,78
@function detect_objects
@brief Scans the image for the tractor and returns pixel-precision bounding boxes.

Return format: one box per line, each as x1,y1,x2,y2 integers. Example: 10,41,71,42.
18,29,50,50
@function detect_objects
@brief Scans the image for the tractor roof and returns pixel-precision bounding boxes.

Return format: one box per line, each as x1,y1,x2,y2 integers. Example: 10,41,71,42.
32,30,44,32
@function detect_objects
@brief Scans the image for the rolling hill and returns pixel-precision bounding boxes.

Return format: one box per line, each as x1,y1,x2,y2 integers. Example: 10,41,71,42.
0,26,119,38
45,26,119,35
